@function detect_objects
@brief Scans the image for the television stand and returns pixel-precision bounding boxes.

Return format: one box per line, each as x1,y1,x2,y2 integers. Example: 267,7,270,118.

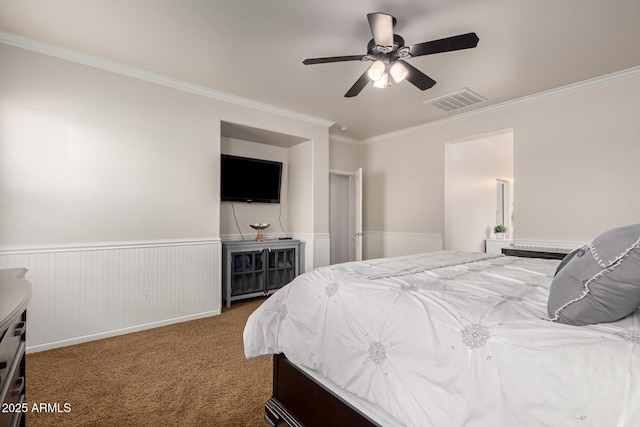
221,239,300,308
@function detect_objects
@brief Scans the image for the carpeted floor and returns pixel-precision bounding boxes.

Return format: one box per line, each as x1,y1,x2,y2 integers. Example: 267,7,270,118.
25,297,271,426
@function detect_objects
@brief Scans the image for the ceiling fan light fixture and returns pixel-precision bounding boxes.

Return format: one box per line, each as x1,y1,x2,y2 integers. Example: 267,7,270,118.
302,12,479,98
367,60,386,81
389,61,408,83
373,72,389,88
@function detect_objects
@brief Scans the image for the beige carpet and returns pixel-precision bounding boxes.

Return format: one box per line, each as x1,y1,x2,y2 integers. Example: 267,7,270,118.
25,297,272,426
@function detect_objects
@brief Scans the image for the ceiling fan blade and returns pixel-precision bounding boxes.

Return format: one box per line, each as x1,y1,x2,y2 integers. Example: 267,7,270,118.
303,55,366,65
344,67,372,98
398,60,436,90
367,12,395,52
408,32,479,57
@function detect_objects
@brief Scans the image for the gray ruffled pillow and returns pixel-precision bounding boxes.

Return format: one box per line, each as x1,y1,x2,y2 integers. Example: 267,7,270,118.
547,224,640,325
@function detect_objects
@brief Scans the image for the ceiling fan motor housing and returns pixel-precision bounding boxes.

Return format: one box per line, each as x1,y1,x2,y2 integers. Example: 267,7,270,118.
364,35,409,64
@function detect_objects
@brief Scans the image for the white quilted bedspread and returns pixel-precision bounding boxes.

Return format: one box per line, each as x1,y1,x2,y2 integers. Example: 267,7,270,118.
243,251,640,427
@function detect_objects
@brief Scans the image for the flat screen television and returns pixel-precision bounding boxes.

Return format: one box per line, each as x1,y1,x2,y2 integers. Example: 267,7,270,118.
220,154,282,203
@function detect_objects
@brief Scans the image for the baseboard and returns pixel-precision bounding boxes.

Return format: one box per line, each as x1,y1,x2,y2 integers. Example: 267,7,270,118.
26,309,220,353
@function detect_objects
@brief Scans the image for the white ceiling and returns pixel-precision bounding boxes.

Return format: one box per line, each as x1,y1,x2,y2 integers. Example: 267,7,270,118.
1,0,640,141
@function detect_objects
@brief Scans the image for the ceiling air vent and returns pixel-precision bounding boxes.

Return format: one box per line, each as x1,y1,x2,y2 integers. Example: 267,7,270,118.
424,88,486,112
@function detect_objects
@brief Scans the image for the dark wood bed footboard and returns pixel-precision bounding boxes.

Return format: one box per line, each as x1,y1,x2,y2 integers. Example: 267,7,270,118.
266,354,380,427
501,247,570,260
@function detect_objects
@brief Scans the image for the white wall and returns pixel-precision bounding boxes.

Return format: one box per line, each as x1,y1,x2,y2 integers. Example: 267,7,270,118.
288,140,328,271
0,45,221,246
0,41,331,351
361,69,640,255
514,77,640,243
329,139,361,172
360,131,446,259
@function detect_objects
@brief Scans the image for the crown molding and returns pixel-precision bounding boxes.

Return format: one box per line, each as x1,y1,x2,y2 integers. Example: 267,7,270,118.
4,30,637,144
359,65,640,145
0,30,334,129
328,134,364,145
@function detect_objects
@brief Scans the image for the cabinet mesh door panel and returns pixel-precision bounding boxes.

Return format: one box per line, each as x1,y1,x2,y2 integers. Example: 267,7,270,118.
266,249,296,291
231,251,264,295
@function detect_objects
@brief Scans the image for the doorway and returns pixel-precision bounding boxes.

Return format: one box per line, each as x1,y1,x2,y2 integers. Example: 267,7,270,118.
496,178,511,234
444,129,514,252
329,169,362,264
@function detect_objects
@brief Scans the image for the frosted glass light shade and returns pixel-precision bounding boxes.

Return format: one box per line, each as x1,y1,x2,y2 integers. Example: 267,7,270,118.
390,62,408,83
367,60,386,81
373,72,389,88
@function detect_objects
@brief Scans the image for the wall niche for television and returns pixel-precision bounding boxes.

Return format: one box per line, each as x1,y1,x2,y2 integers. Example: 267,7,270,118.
219,121,307,241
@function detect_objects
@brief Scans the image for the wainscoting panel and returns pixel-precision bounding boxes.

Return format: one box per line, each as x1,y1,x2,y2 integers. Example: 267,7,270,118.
510,239,584,251
362,233,585,260
0,239,221,352
290,233,330,272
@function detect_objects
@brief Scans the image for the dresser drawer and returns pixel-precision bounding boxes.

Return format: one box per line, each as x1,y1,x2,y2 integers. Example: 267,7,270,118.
0,316,25,392
0,348,25,427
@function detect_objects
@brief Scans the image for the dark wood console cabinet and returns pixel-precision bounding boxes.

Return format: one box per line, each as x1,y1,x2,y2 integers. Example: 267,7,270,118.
0,269,32,427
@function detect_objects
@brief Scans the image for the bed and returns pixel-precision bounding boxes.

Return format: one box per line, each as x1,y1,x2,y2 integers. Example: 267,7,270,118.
243,245,640,426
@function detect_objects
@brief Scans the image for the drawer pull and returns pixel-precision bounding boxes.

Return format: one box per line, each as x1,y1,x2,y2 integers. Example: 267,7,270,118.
11,376,25,397
0,361,7,369
13,322,26,337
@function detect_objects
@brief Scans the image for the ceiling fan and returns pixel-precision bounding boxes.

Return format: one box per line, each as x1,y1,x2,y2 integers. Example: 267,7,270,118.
303,12,479,97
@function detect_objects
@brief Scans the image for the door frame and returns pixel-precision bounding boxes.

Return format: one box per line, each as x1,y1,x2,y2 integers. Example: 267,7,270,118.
329,169,362,262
